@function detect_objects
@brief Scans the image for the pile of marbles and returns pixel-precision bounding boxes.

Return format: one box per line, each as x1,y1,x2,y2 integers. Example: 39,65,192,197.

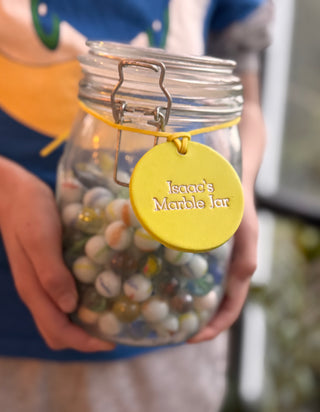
57,162,230,346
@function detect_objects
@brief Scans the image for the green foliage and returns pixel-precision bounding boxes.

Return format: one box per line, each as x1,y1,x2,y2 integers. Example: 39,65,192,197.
251,219,320,412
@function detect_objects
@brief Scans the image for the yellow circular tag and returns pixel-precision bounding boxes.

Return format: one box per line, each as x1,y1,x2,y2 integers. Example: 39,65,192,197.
129,141,244,252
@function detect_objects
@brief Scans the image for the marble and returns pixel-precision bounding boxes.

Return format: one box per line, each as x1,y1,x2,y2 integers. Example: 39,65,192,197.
110,251,138,277
112,297,141,322
139,254,162,278
77,306,100,325
193,290,219,311
61,203,83,228
105,220,132,251
72,256,100,283
95,270,122,298
141,297,169,323
77,207,105,235
134,228,161,252
170,291,193,313
80,285,108,312
154,272,180,297
179,311,199,335
164,249,193,266
83,186,113,209
123,274,153,302
181,254,208,279
98,312,122,336
185,273,214,296
85,235,110,264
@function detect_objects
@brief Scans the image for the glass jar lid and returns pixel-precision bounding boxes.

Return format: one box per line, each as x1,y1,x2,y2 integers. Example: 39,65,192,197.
78,41,243,130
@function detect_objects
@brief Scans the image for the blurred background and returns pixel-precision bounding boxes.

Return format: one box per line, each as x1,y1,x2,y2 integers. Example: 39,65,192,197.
222,1,320,411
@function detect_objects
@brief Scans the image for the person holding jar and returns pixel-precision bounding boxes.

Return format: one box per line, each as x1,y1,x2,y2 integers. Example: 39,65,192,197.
0,0,273,411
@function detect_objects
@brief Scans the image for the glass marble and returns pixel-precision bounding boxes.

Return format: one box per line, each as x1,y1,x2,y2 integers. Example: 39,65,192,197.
141,297,169,323
208,259,224,285
123,274,152,302
105,220,133,251
126,319,157,340
112,297,141,322
155,314,179,336
62,203,83,228
110,251,138,277
134,228,161,252
59,177,84,205
95,270,122,298
153,272,180,297
181,254,208,279
76,207,106,234
193,290,219,312
85,235,110,265
80,285,108,312
185,273,215,296
170,291,194,313
179,311,199,335
106,198,127,222
77,306,100,325
63,232,91,267
164,249,193,266
72,255,100,283
98,312,122,336
83,186,114,209
139,254,162,278
73,163,108,188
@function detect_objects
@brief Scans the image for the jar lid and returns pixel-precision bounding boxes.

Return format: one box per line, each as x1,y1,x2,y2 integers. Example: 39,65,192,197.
78,41,243,130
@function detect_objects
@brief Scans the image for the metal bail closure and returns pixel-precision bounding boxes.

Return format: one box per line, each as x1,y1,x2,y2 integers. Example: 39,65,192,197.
110,58,172,187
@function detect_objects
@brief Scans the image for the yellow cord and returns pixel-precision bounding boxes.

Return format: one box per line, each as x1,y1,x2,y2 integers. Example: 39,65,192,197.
40,100,241,157
39,130,70,157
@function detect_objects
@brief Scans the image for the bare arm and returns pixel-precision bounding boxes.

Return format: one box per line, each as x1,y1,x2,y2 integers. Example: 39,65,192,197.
239,73,266,190
189,72,266,342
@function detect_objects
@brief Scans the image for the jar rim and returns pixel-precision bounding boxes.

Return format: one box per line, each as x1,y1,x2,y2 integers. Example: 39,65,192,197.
78,41,243,128
86,41,236,72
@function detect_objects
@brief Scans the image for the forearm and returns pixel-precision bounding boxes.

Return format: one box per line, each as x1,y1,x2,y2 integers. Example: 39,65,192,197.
0,156,52,224
238,72,266,193
0,156,31,191
0,156,23,219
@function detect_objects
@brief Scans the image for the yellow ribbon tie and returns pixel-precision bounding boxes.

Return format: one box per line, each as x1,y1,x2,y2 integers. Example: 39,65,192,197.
167,132,191,154
40,100,241,157
40,130,70,157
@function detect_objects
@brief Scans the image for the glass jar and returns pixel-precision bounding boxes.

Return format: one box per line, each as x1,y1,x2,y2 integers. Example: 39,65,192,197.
56,41,243,346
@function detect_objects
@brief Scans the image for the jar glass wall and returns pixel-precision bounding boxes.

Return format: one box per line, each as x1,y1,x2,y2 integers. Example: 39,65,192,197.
56,42,243,346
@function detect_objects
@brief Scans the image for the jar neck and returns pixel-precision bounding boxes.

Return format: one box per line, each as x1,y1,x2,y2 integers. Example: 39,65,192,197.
78,41,243,131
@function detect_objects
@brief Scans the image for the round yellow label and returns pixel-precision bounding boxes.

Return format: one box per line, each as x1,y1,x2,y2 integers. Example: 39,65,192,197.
129,141,244,252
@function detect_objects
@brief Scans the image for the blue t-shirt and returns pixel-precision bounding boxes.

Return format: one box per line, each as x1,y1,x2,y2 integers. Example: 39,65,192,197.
0,0,264,361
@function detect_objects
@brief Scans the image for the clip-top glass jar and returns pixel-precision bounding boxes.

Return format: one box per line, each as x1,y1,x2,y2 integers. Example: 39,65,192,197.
56,42,243,346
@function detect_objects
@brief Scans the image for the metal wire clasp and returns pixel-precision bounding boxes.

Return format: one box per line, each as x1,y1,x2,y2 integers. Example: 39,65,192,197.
110,58,172,187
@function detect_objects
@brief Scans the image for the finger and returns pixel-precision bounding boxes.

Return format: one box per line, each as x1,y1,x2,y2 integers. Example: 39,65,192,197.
188,273,251,343
18,203,78,313
5,230,115,352
188,213,258,343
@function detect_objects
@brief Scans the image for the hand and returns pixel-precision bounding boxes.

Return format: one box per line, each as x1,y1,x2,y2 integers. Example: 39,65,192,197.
188,190,258,343
0,158,115,352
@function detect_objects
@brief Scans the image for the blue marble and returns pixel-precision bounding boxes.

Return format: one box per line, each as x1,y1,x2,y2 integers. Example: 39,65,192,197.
186,273,215,296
